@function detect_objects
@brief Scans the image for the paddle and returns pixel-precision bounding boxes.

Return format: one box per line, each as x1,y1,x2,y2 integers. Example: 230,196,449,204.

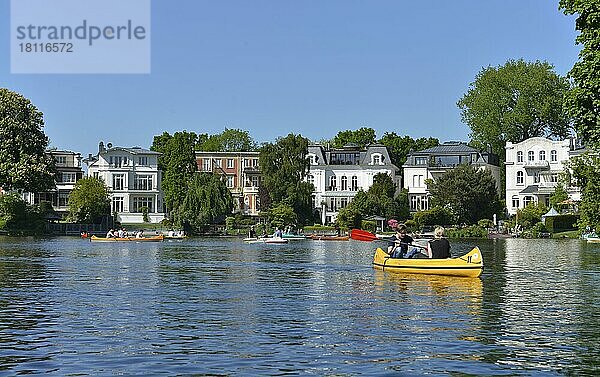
350,229,427,250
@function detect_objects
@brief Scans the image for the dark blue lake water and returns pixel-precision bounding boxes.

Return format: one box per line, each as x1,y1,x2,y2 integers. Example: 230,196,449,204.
0,237,599,375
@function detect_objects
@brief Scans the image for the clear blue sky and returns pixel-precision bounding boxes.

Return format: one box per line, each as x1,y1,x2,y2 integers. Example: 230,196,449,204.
0,0,580,156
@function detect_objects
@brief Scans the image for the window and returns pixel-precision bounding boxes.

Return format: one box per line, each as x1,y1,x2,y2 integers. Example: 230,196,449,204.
138,156,148,166
528,151,534,162
539,151,546,161
112,196,124,213
517,151,523,163
215,159,222,168
340,198,348,209
307,175,314,186
372,154,381,165
512,196,519,209
351,176,358,191
55,156,67,165
227,159,234,168
112,174,125,190
420,196,429,211
251,176,259,187
132,197,153,212
93,172,99,179
110,156,126,167
533,171,540,184
202,159,211,172
410,196,419,211
330,153,360,165
227,176,234,188
412,175,424,187
329,176,337,191
523,196,534,207
62,172,77,183
341,176,348,190
551,150,557,162
415,157,427,165
134,175,152,190
329,198,337,211
517,171,524,185
550,174,558,183
308,155,316,165
58,191,69,207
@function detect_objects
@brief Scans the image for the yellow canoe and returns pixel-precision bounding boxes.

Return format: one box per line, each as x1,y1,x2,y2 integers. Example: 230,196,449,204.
90,235,164,242
373,247,483,278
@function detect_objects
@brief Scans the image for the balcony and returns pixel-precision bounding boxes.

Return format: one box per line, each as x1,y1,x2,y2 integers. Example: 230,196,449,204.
524,161,550,170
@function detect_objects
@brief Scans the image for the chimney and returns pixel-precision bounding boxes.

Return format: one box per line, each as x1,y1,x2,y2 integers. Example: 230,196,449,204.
99,141,105,153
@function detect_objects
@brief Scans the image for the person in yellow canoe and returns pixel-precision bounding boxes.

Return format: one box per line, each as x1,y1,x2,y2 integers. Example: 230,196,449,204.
387,221,416,258
426,226,451,259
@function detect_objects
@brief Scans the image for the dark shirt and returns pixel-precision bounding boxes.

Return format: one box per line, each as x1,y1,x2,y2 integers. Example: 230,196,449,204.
389,234,414,256
429,238,451,259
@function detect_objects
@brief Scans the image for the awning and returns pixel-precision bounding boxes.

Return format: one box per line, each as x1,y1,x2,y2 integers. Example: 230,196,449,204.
519,185,539,194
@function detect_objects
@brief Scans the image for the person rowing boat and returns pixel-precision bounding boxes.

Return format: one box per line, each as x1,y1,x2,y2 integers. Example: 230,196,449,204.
386,220,426,259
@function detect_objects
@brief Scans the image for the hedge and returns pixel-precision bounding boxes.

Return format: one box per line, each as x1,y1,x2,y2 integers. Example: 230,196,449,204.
545,214,579,233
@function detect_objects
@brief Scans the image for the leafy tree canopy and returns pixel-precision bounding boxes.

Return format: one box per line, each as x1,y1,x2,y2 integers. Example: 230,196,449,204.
457,59,571,158
566,153,600,230
330,127,377,149
560,0,600,149
198,128,257,152
259,133,313,224
378,132,439,166
171,173,233,233
369,172,396,199
67,177,111,224
151,131,198,211
268,203,298,228
0,88,56,192
427,164,502,224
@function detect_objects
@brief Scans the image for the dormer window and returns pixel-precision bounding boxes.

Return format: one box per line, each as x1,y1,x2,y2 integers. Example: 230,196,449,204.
307,153,318,165
371,153,383,165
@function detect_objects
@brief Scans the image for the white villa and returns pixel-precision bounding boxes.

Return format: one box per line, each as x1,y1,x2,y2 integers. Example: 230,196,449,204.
305,144,399,224
505,137,583,215
403,141,501,212
23,149,84,218
85,142,165,224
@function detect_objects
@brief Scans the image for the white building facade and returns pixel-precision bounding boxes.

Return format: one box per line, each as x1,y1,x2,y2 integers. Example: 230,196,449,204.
306,144,399,224
85,142,165,224
505,137,582,215
23,149,84,218
403,142,501,212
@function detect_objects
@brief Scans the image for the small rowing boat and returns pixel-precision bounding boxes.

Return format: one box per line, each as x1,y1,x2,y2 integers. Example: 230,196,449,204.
587,237,600,244
373,247,483,278
90,235,164,242
243,237,289,244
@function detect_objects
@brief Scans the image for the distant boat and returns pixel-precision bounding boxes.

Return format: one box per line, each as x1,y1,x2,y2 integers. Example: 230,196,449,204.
308,234,349,241
90,235,164,242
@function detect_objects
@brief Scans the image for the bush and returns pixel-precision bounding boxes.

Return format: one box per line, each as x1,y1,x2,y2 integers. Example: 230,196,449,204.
361,220,377,233
413,206,454,227
445,225,487,238
404,219,418,233
478,218,494,229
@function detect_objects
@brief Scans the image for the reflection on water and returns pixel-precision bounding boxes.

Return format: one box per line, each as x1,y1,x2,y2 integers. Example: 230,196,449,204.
0,236,599,375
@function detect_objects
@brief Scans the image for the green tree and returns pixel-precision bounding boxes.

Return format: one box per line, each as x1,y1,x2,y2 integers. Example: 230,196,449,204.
427,164,502,224
198,128,257,152
413,206,454,227
171,173,233,232
259,133,313,224
549,184,569,210
566,153,600,231
151,131,198,213
378,132,439,166
560,0,600,149
516,202,548,230
458,60,571,158
369,172,396,198
0,193,46,233
0,88,56,192
67,177,111,224
330,127,377,148
268,203,298,228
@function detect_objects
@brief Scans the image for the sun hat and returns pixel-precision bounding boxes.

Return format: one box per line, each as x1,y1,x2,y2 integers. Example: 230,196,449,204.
387,219,399,229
